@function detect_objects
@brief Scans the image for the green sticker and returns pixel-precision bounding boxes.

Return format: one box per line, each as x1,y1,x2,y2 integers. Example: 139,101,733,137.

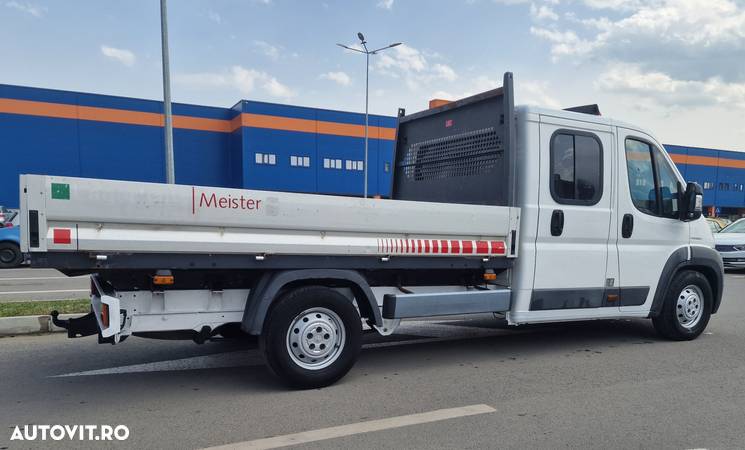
51,183,70,200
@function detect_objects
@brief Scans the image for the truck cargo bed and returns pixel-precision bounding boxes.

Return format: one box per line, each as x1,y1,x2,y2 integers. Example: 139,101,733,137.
20,175,519,271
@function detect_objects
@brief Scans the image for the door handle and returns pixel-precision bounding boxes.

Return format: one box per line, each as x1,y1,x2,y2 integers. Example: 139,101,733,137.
551,209,564,236
622,214,634,238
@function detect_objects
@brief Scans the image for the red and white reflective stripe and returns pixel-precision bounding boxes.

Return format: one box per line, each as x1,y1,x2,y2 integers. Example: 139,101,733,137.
376,238,506,256
52,228,72,244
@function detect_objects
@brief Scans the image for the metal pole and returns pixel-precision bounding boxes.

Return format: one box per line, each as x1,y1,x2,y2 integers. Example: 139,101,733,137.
160,0,175,184
364,50,369,199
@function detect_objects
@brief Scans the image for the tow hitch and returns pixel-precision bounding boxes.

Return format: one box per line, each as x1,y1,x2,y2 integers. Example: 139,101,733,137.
50,310,98,338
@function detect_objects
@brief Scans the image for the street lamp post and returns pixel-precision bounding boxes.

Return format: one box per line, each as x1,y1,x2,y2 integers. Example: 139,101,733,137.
337,34,401,198
160,0,175,184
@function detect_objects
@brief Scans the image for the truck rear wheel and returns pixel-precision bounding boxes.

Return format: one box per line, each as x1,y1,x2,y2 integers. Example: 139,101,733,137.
652,270,712,341
260,286,362,388
0,242,22,268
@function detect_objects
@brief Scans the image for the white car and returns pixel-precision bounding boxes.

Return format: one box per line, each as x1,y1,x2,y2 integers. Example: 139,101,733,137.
714,218,745,268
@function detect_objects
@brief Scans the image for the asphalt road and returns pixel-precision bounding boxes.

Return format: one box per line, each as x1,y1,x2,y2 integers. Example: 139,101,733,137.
0,268,88,301
1,273,744,449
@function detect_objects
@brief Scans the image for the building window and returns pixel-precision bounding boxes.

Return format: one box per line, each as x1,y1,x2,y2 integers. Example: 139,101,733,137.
323,158,343,169
345,160,364,171
290,155,311,168
255,153,276,165
550,131,603,205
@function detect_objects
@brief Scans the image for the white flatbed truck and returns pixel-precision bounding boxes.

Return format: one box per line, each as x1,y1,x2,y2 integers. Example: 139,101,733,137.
20,73,723,388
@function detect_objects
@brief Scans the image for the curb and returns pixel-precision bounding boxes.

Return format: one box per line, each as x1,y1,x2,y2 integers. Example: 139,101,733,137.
0,313,85,336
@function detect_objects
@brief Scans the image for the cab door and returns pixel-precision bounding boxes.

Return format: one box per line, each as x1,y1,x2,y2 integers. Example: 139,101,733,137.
531,116,616,314
615,128,690,313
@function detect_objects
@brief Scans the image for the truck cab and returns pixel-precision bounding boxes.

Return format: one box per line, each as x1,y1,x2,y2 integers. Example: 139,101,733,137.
510,105,721,329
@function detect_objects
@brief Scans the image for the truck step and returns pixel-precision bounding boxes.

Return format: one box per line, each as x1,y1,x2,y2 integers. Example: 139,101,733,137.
382,289,511,319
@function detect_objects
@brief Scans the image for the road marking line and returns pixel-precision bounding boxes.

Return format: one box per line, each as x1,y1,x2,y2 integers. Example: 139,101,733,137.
0,289,88,295
203,404,496,450
0,276,86,281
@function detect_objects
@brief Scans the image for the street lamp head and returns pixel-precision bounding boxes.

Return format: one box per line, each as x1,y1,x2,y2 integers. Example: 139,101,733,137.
357,32,366,43
390,42,402,48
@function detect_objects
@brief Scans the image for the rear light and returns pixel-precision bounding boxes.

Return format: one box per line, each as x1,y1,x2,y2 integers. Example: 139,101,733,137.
101,303,109,328
3,222,12,228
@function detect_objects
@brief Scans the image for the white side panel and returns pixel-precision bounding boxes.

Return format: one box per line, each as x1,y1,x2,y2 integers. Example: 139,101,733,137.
509,110,541,315
25,175,519,257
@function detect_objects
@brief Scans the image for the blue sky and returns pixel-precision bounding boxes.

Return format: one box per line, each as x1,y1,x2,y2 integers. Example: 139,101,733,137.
1,0,744,150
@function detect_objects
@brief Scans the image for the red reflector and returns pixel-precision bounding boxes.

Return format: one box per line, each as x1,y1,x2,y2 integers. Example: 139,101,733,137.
53,228,71,244
462,240,473,254
491,241,506,254
445,119,453,127
476,241,489,254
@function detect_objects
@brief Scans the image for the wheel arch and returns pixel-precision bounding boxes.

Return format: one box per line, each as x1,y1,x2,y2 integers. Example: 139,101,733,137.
649,246,724,317
241,269,382,335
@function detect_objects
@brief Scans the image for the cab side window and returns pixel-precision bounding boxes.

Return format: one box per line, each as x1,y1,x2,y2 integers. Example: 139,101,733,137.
550,132,603,205
625,138,680,218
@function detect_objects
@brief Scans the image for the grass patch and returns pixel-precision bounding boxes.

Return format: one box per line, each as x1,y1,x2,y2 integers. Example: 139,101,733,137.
0,299,89,318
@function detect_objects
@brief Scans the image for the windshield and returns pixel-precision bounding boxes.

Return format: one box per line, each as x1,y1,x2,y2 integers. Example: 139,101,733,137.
721,220,745,233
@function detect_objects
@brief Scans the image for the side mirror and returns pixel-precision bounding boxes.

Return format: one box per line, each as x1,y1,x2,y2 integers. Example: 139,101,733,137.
680,182,703,222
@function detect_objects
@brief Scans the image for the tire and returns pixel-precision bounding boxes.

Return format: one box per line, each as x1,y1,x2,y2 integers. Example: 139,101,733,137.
0,242,22,268
260,286,362,389
652,270,712,341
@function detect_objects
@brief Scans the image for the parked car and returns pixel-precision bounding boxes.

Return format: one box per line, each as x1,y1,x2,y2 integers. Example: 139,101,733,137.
0,209,22,268
714,218,745,269
707,218,723,233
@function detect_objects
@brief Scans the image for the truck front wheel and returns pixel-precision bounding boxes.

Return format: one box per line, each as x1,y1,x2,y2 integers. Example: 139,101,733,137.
652,270,712,341
260,286,362,388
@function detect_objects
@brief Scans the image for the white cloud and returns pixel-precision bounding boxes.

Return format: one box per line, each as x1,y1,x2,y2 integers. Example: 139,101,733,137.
377,0,394,9
431,76,561,109
377,44,428,73
372,44,458,89
432,64,457,82
5,1,46,17
519,80,562,108
253,40,282,61
100,45,136,67
530,3,558,20
597,65,745,109
532,0,745,80
207,10,221,24
263,77,294,98
175,66,294,100
320,71,352,86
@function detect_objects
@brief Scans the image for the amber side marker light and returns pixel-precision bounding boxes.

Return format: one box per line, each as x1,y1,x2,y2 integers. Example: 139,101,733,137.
153,275,175,285
100,303,110,328
483,272,497,281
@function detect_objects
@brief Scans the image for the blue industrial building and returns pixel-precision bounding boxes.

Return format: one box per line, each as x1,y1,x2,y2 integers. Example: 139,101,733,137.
0,83,743,217
0,84,396,208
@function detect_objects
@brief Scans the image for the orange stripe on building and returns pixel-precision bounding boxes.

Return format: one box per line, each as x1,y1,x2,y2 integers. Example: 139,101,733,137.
239,113,396,140
0,97,397,140
669,153,745,169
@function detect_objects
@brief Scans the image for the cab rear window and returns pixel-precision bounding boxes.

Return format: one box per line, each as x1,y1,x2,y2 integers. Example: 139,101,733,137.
550,131,603,205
